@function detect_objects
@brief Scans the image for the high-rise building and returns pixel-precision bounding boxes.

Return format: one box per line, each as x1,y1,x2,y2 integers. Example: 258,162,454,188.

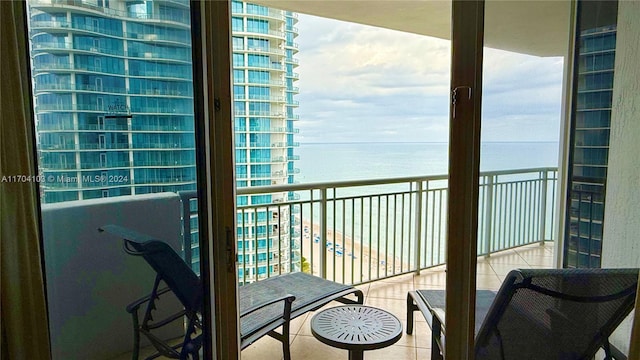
564,0,618,268
27,0,300,279
230,1,301,282
30,0,197,203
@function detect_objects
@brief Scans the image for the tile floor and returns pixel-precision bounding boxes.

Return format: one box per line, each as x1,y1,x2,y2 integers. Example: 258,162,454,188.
242,242,554,360
114,242,555,360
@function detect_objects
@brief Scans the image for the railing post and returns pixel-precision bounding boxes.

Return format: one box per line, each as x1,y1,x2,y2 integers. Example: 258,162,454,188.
414,181,423,274
179,191,193,270
319,187,327,279
539,170,548,246
483,175,494,257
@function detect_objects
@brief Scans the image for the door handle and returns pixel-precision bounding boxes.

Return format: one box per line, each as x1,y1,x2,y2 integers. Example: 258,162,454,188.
226,227,236,273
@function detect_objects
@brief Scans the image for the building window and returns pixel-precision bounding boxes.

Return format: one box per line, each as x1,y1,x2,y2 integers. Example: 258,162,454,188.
564,0,618,268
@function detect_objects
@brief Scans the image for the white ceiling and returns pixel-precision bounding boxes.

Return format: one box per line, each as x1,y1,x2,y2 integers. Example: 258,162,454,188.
252,0,572,57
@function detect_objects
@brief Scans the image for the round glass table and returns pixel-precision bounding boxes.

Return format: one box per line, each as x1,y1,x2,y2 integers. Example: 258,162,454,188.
310,305,402,360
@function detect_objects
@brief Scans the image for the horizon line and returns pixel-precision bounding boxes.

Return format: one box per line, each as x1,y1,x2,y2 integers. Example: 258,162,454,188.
299,140,560,145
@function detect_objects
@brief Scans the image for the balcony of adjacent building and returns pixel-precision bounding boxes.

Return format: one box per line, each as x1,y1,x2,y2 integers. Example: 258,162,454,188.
233,126,300,135
29,0,192,27
29,19,192,45
39,166,563,359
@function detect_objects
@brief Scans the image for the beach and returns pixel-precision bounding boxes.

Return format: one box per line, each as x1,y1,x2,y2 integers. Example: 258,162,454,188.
298,219,408,284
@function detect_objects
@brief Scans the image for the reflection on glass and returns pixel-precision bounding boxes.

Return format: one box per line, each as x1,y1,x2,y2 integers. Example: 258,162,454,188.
27,0,301,357
565,0,618,269
27,0,200,358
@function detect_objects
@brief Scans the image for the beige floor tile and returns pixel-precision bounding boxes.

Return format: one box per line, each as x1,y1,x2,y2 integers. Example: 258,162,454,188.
476,274,504,290
241,334,285,360
529,264,554,268
417,347,434,360
289,334,347,360
365,344,417,360
390,321,416,348
413,271,447,286
488,263,526,276
516,248,553,257
476,262,498,275
520,254,555,267
524,257,554,266
412,320,433,349
297,312,314,336
377,273,416,283
368,280,416,300
515,244,554,257
290,313,308,334
485,252,529,266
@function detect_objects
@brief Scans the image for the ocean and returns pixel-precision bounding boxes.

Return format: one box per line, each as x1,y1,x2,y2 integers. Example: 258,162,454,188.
295,142,559,183
291,142,560,269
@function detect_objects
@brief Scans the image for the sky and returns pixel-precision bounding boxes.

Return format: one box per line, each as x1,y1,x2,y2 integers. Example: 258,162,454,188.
294,14,565,144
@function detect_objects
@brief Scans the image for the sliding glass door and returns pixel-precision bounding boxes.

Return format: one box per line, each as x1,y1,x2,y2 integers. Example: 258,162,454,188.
446,0,569,357
26,0,238,358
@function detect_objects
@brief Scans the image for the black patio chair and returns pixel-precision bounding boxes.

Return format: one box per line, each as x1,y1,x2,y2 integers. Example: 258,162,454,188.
100,224,364,360
407,268,639,360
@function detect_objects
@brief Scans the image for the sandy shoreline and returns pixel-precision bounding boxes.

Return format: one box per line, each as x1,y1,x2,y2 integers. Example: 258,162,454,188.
297,219,407,284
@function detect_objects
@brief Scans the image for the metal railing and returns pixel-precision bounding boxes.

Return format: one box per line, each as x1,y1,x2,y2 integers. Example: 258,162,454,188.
30,0,191,25
178,167,557,285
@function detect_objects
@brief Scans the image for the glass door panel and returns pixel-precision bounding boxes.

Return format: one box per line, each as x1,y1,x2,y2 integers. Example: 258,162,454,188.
26,0,213,358
564,0,618,269
478,1,566,278
475,0,638,356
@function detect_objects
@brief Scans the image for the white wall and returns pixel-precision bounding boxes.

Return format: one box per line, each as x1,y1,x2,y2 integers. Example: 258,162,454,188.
601,0,640,353
602,1,640,272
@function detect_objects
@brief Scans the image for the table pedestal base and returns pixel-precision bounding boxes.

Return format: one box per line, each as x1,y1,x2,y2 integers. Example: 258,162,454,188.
348,349,363,360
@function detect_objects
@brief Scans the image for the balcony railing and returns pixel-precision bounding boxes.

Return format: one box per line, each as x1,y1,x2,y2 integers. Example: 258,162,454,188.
30,20,193,44
30,0,191,25
178,167,557,284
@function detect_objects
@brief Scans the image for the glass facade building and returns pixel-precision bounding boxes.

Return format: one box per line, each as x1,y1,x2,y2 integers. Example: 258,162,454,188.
28,0,300,281
565,0,618,268
30,0,196,203
231,1,301,282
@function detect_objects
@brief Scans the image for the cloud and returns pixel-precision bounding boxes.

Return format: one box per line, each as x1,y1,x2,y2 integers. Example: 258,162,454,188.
294,14,564,144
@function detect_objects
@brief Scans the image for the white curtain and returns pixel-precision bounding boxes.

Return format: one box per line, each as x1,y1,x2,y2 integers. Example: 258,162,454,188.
0,1,51,359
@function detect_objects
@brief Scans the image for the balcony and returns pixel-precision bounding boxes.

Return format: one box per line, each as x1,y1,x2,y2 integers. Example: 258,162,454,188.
238,243,554,360
42,167,558,359
183,167,557,282
233,7,286,22
29,0,191,27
